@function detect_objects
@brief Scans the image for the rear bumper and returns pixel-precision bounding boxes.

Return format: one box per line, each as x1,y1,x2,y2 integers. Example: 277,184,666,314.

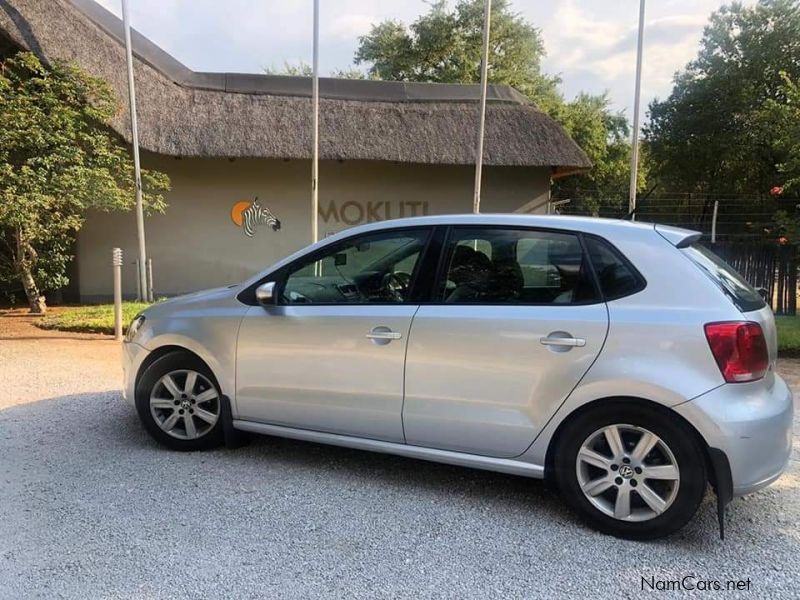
121,340,150,406
675,373,795,496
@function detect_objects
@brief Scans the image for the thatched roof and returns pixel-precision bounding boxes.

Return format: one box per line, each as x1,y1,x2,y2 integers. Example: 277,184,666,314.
0,0,591,174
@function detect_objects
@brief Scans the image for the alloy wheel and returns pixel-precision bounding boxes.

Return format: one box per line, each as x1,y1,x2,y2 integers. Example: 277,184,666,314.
575,424,680,522
149,369,220,440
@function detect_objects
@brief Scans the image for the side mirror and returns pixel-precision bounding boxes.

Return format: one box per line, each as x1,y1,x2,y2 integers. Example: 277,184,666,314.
757,287,769,301
255,281,276,306
334,253,347,267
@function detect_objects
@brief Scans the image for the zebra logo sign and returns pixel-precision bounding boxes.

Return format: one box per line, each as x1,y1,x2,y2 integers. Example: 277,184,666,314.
230,198,281,237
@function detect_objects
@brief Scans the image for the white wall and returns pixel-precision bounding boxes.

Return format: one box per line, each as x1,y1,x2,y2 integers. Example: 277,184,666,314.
77,155,549,300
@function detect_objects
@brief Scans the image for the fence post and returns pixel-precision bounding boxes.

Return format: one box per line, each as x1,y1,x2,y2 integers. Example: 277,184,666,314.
146,258,154,303
113,248,123,341
711,200,719,243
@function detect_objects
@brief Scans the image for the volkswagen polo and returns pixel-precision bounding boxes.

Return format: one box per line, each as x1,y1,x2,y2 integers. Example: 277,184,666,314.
122,215,794,539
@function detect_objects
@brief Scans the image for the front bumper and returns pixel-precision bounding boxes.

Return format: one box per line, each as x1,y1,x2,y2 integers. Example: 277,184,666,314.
675,373,795,496
121,340,150,406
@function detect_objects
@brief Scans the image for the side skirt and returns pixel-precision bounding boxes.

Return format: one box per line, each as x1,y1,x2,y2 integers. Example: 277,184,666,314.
233,420,545,479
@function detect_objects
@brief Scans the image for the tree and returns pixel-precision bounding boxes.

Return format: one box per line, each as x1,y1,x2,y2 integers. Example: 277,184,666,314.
757,72,800,242
264,61,314,77
763,73,800,193
355,0,562,112
264,60,366,79
551,93,645,214
0,52,169,313
353,0,640,213
645,0,800,196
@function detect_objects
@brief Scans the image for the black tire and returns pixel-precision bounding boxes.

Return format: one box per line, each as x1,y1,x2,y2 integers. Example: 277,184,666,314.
554,401,707,540
135,351,224,451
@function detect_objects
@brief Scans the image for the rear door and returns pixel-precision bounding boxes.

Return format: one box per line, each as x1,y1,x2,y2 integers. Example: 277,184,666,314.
403,226,609,458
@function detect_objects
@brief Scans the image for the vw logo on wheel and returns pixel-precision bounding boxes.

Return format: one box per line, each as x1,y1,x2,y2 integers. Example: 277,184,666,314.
619,465,634,479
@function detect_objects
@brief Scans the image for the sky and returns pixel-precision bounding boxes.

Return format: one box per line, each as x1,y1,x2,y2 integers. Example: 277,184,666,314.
93,0,757,119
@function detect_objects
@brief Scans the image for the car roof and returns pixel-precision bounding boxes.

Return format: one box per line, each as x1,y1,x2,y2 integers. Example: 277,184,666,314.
329,213,670,239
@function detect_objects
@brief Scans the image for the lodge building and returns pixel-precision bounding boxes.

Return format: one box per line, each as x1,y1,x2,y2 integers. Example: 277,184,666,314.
0,0,591,301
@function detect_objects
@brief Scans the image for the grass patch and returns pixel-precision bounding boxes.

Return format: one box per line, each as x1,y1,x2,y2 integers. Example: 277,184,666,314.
776,315,800,357
37,302,152,335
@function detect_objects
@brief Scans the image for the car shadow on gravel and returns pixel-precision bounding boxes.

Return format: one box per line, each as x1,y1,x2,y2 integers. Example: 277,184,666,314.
2,390,793,550
24,391,564,508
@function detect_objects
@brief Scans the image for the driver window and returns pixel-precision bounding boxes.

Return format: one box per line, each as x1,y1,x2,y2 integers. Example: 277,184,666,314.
282,229,430,304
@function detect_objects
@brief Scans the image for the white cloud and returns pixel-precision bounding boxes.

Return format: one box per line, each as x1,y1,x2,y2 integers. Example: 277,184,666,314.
526,0,759,113
327,14,377,41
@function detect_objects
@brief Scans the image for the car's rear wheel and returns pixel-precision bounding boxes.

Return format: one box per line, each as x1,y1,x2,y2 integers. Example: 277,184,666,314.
135,351,224,451
554,402,707,540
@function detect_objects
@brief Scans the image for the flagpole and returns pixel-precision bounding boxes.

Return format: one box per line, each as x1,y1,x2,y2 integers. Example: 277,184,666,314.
472,0,491,214
311,0,320,243
121,0,148,301
628,0,646,219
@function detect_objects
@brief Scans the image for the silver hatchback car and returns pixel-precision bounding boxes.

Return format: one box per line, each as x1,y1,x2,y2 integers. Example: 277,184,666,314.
122,215,793,539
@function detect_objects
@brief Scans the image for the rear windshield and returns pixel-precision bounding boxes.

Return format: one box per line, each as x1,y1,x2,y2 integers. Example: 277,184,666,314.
682,243,766,312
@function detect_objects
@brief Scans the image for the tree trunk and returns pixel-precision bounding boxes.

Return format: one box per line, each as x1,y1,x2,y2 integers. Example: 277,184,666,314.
19,262,47,314
13,233,47,314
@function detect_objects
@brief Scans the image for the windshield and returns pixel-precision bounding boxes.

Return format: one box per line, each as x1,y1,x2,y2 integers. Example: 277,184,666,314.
682,243,766,312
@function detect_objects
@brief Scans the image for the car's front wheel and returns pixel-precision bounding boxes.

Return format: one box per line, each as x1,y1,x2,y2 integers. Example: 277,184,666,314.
135,351,224,451
554,402,707,540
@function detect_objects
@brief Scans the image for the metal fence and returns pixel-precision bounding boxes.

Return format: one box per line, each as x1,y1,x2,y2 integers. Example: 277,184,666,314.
558,194,799,314
559,194,793,237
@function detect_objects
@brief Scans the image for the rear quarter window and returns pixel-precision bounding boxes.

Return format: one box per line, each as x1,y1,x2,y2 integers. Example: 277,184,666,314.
681,243,766,312
584,236,646,300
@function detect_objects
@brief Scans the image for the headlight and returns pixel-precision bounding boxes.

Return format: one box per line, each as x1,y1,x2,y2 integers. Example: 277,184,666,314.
125,314,146,342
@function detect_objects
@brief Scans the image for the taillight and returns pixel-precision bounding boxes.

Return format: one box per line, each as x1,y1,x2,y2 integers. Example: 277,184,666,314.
704,321,769,383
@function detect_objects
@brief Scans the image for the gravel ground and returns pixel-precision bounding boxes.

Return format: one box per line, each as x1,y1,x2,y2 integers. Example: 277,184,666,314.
1,314,799,599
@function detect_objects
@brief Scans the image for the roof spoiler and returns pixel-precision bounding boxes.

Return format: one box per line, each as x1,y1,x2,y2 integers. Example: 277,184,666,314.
654,224,702,248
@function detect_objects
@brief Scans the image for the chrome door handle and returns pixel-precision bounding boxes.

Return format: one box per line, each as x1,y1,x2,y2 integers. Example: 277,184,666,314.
366,329,402,340
540,336,585,347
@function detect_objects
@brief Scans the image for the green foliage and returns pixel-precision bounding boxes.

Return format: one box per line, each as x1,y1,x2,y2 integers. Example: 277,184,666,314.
763,73,800,193
264,61,314,77
264,60,367,79
352,0,638,213
645,0,800,196
551,93,643,214
0,52,169,310
772,208,800,243
775,315,800,355
330,67,367,80
355,0,561,111
37,301,153,335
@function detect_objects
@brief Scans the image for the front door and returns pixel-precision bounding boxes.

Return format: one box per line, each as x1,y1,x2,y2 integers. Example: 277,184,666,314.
236,227,432,442
403,226,609,457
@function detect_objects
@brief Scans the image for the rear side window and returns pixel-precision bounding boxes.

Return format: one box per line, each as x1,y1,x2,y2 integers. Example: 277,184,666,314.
584,236,645,300
681,243,766,312
437,228,598,304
